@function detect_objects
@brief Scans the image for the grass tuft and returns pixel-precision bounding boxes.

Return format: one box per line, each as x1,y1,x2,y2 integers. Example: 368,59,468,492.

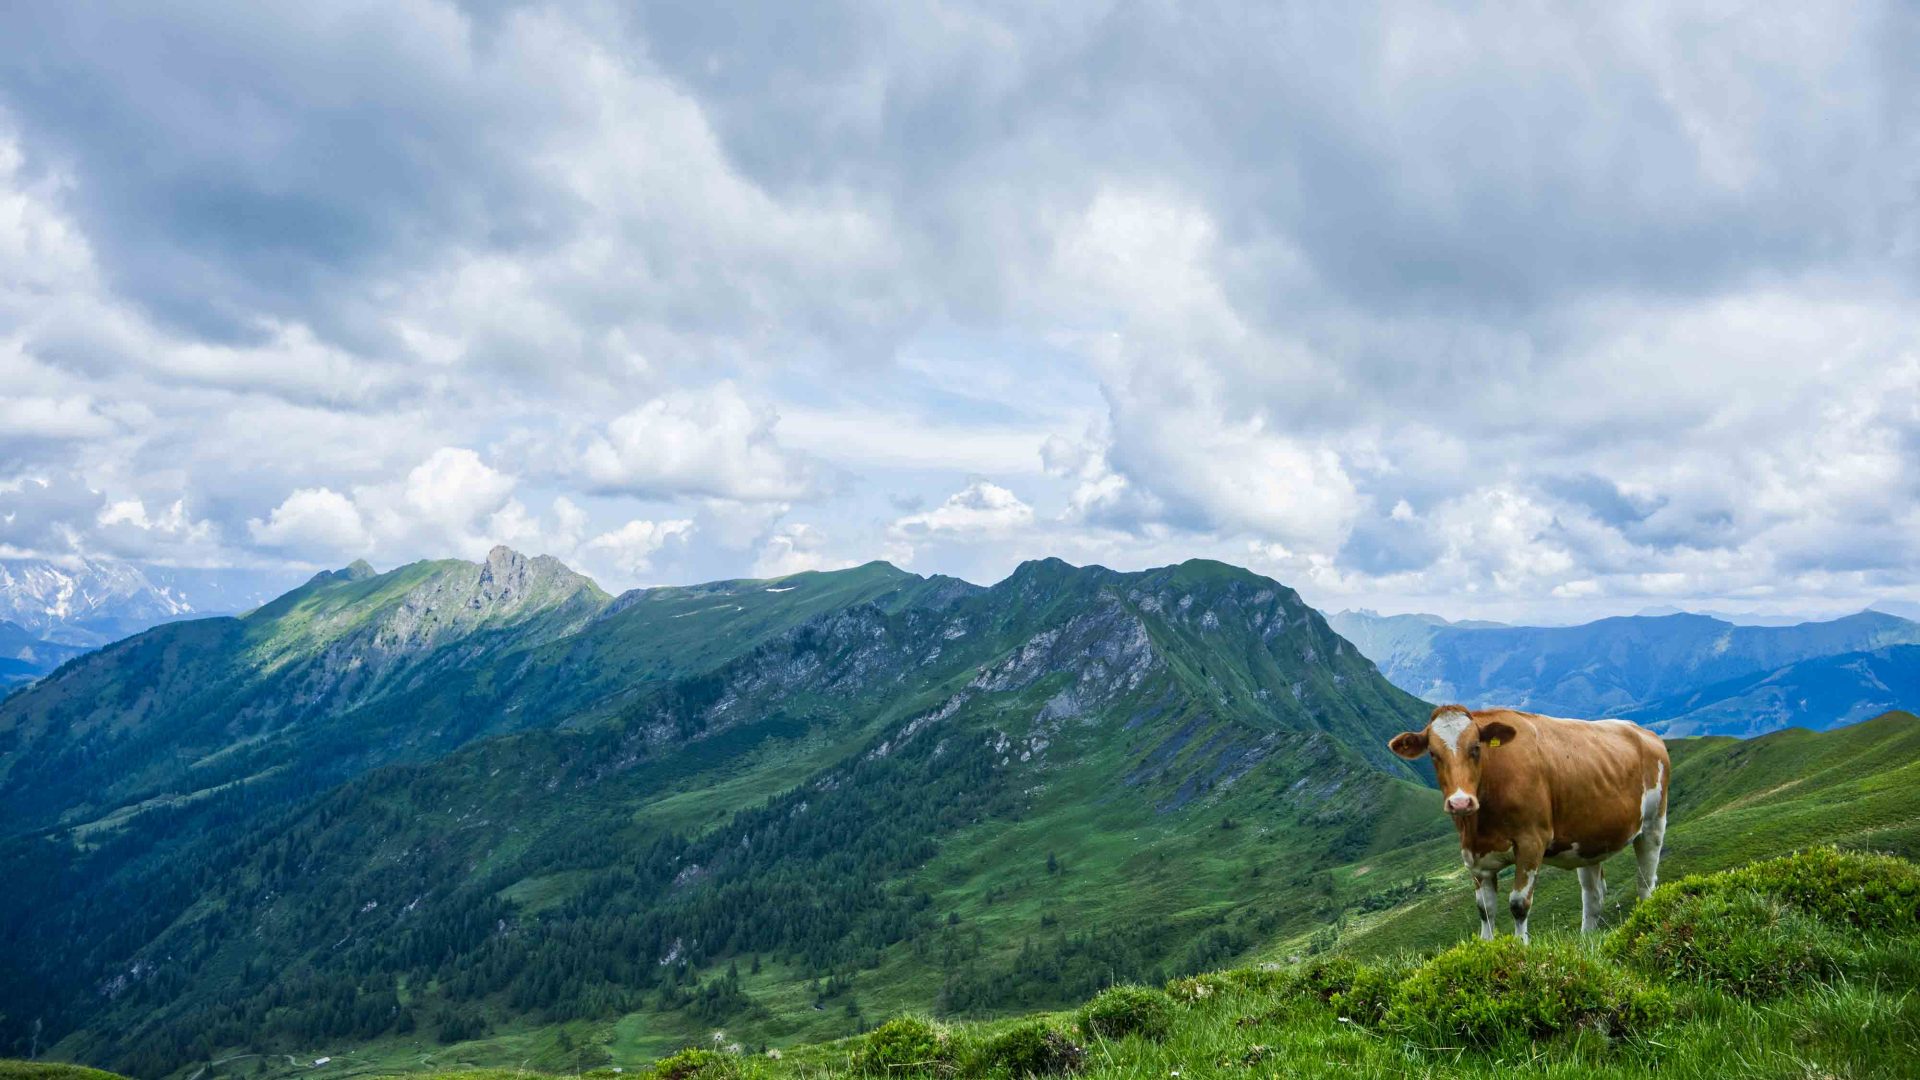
850,1016,954,1077
1076,986,1174,1043
974,1021,1086,1077
1383,937,1673,1050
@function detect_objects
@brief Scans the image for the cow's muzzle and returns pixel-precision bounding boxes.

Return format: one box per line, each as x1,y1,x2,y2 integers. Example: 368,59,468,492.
1445,793,1479,816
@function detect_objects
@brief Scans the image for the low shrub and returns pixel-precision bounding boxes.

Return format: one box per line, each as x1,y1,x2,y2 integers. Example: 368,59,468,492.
1078,985,1175,1042
1640,849,1920,935
1288,954,1365,1003
1386,938,1672,1049
1605,889,1850,996
1165,972,1233,1003
1607,849,1920,995
1216,964,1291,994
644,1049,759,1080
1328,956,1418,1027
852,1016,954,1076
977,1021,1087,1076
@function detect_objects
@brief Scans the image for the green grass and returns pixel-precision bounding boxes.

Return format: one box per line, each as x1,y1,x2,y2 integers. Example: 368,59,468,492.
0,1064,131,1080
171,850,1919,1080
65,715,1920,1080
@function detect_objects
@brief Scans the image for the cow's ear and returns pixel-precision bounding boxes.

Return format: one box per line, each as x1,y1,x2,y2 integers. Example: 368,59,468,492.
1388,732,1429,759
1478,721,1517,748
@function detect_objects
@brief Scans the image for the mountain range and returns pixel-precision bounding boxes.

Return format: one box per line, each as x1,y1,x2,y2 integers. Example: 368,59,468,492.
1,549,1438,1076
0,557,304,647
0,619,89,696
1328,607,1920,734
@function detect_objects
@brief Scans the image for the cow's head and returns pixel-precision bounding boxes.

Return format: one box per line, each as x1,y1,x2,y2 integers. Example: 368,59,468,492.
1387,705,1517,817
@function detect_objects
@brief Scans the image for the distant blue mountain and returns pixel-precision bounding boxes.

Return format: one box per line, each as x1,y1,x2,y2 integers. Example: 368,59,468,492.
0,618,88,694
1328,609,1920,735
1625,645,1920,738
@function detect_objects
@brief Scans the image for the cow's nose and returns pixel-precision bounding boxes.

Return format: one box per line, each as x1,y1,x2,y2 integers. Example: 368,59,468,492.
1445,793,1477,815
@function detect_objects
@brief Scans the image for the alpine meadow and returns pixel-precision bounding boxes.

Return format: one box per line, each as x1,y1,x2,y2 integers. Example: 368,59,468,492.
4,4,1920,1080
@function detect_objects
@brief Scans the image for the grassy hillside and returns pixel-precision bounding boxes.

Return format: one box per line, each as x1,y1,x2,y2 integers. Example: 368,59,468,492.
26,713,1913,1080
21,846,1920,1080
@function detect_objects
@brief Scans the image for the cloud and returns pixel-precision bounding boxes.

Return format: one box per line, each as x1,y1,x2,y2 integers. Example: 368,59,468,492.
580,518,694,580
248,488,370,559
1,4,1917,620
0,395,116,442
752,523,853,578
890,481,1034,540
248,448,550,567
579,383,822,502
399,448,517,537
1,473,223,564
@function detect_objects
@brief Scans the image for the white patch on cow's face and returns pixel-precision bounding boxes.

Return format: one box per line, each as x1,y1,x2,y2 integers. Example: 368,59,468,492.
1431,710,1472,752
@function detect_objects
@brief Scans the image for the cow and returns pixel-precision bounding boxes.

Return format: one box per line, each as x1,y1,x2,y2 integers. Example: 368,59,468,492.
1387,704,1670,942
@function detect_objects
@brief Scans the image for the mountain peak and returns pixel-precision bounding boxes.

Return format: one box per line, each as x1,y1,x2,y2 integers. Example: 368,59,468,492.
473,546,603,612
306,559,380,588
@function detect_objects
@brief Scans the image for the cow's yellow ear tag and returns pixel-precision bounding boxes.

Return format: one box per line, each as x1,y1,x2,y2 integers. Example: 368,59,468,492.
1488,738,1502,748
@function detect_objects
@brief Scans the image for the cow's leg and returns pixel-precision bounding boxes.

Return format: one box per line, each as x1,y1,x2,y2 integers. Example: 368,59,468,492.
1577,864,1606,933
1509,839,1545,943
1634,813,1667,900
1473,870,1499,941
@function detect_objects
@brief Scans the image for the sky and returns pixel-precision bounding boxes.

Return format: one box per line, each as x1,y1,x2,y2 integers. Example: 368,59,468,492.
1,1,1917,623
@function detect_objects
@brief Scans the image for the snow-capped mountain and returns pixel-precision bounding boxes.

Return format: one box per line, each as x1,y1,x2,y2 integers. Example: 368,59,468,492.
0,557,304,646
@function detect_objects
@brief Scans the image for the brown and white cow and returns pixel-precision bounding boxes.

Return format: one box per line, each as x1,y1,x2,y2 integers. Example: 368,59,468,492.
1387,704,1670,942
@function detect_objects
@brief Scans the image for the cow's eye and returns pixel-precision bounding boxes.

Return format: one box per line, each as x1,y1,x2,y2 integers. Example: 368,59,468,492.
1469,746,1481,762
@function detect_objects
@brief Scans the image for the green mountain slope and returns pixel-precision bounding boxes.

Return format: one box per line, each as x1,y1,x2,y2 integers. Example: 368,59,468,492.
0,547,611,836
1,555,1436,1078
24,775,1920,1080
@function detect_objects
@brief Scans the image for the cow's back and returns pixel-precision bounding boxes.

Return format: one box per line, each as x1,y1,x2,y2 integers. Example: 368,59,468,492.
1481,709,1668,862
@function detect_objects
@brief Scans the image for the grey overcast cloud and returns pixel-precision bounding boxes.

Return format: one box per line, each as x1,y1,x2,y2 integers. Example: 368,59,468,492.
2,2,1916,622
